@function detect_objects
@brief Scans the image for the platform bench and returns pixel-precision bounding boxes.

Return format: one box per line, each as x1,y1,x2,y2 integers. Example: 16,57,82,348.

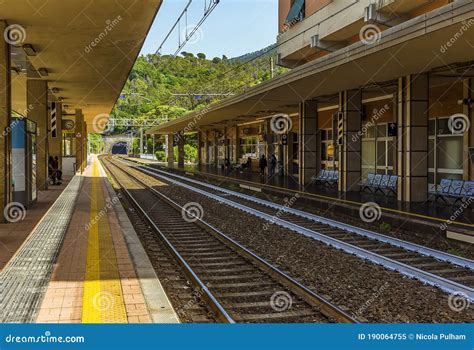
359,173,398,195
429,179,474,204
313,169,338,187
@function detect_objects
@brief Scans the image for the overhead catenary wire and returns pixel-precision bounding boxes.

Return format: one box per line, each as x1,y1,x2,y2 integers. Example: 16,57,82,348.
172,0,220,56
155,0,220,57
156,0,193,55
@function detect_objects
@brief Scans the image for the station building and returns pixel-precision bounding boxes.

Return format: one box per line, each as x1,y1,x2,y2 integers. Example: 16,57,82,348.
0,0,161,217
148,0,474,204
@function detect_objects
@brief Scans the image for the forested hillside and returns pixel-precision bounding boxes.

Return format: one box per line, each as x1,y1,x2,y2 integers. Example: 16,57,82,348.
110,47,287,133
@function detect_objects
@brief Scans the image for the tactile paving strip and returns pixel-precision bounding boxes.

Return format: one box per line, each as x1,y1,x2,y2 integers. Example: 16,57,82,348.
0,176,83,323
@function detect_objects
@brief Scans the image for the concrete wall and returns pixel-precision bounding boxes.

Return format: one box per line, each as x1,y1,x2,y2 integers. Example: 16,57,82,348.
0,21,12,218
27,80,48,190
277,0,447,67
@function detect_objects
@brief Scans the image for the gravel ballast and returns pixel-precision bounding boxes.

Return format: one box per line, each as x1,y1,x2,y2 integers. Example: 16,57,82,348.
121,161,474,323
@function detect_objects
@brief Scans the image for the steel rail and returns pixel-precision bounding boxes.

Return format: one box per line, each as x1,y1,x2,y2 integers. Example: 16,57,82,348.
125,161,474,302
125,160,474,270
102,158,235,323
107,157,356,323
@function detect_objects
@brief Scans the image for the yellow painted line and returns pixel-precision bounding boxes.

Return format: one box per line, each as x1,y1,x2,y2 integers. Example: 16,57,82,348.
82,158,127,323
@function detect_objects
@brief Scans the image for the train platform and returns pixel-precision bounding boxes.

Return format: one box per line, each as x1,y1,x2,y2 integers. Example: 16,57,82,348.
0,156,178,324
0,178,72,270
125,157,473,235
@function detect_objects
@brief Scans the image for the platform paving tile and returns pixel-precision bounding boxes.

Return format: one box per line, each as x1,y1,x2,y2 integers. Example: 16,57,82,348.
36,158,153,323
0,176,83,323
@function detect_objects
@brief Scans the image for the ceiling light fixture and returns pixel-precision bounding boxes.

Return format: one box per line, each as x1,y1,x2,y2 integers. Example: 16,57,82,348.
22,44,36,56
38,67,49,76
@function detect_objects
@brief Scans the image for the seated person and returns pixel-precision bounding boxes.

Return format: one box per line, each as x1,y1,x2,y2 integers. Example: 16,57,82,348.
48,156,59,185
54,156,63,181
237,157,252,173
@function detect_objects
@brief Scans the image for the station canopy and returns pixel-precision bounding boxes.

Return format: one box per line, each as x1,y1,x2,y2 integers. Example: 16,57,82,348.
147,3,474,135
3,0,162,132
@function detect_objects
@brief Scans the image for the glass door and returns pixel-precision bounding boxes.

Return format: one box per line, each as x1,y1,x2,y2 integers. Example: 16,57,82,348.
376,124,395,175
429,118,463,186
362,123,396,179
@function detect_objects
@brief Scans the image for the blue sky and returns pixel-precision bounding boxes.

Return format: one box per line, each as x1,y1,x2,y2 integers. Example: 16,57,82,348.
140,0,278,58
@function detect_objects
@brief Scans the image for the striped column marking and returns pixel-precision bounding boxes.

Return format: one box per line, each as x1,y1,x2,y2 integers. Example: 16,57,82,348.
51,102,57,138
82,159,127,323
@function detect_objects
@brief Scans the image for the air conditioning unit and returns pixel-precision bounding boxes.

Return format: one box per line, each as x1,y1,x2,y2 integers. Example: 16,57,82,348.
364,3,377,23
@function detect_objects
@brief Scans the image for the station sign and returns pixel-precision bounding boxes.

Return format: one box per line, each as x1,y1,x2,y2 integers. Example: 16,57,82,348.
26,120,36,134
388,122,397,137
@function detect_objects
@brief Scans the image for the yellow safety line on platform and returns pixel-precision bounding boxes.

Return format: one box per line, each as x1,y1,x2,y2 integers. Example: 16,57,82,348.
82,159,127,323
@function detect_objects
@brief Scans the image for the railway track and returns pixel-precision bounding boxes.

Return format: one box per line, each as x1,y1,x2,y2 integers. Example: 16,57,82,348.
112,187,216,323
101,156,356,323
118,157,474,301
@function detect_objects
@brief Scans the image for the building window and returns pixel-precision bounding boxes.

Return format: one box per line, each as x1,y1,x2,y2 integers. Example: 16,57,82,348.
285,0,305,25
321,128,335,166
361,123,396,180
62,133,75,156
239,137,258,158
429,117,463,185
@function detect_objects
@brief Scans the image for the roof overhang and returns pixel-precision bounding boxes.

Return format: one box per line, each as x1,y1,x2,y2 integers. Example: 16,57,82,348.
3,0,162,131
147,1,474,135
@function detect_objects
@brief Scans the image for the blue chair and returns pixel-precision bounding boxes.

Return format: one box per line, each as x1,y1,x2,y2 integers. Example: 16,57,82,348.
326,170,338,186
450,180,464,197
359,173,376,192
429,179,452,202
386,175,398,195
458,181,474,203
376,174,390,194
313,169,327,183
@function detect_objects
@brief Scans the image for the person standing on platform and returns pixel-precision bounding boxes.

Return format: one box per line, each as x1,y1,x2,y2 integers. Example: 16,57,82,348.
269,154,277,177
259,154,267,177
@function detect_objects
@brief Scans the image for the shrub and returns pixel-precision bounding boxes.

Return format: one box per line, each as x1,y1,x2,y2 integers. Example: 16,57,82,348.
155,150,166,161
